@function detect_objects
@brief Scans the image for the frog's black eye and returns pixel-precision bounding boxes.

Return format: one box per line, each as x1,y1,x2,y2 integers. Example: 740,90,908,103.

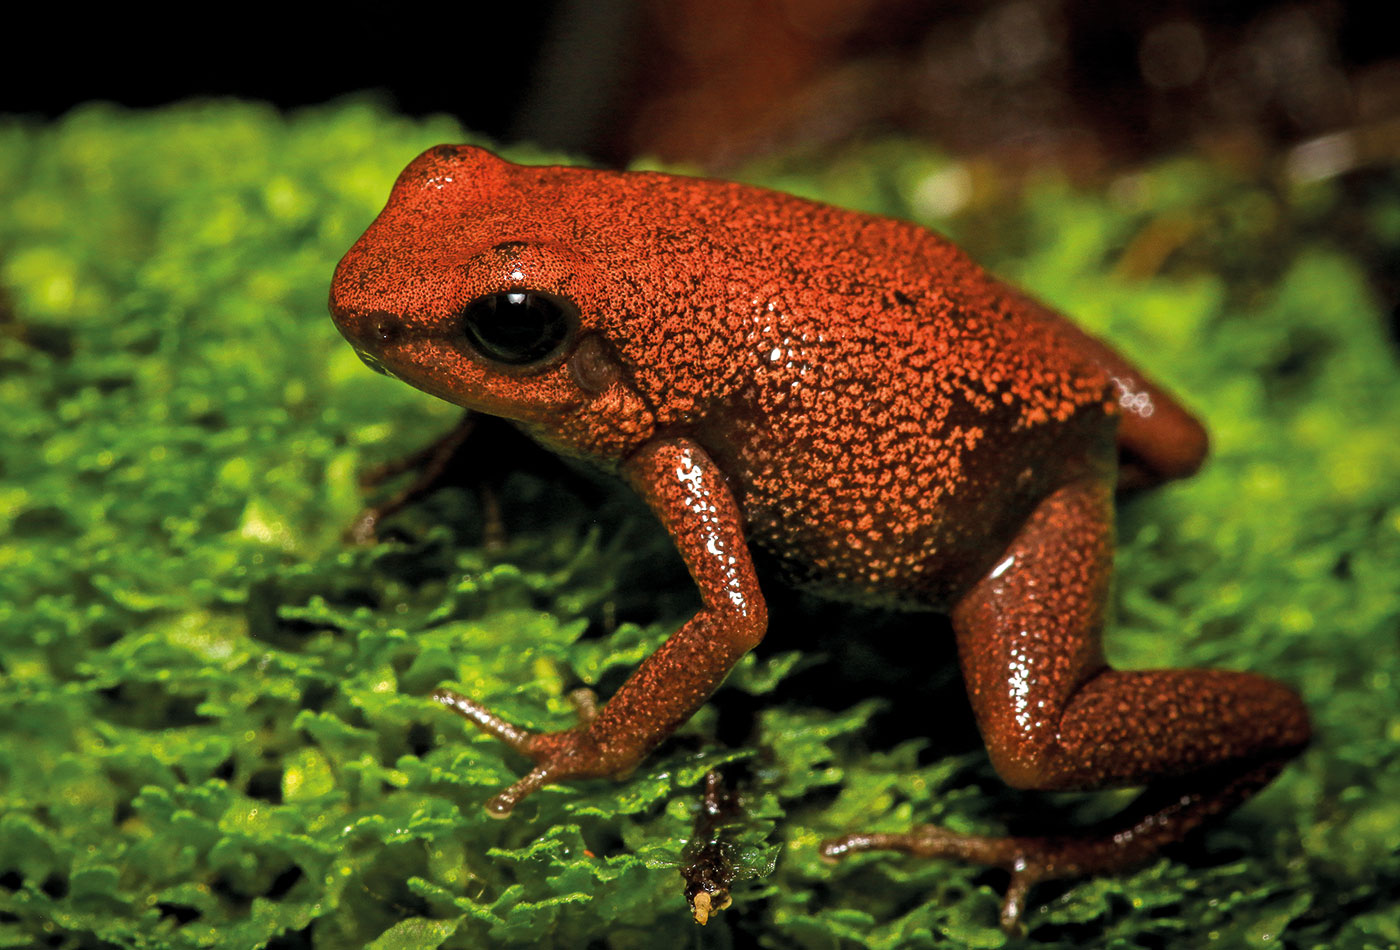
458,291,577,367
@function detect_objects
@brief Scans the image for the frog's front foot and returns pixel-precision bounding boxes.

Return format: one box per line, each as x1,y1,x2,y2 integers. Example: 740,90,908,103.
348,414,488,545
820,825,1063,932
432,687,616,816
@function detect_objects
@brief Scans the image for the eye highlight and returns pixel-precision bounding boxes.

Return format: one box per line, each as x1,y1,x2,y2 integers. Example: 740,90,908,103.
458,291,577,367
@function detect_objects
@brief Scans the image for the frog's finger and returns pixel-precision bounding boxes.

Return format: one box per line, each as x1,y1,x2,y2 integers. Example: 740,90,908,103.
485,765,552,818
431,688,537,751
998,874,1034,935
567,688,599,723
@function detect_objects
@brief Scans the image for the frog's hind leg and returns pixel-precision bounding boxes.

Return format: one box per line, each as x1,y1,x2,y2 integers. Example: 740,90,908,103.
820,760,1289,929
1052,319,1208,489
820,477,1309,931
1019,295,1208,489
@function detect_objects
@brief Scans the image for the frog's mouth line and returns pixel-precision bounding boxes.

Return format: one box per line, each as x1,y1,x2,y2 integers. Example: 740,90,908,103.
353,348,399,380
352,336,592,424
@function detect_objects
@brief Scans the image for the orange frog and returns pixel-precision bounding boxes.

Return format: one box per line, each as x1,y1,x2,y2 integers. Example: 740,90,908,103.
328,145,1309,928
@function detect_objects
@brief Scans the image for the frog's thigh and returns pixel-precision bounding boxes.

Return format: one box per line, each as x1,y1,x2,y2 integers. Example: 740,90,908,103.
951,478,1309,791
1115,399,1209,490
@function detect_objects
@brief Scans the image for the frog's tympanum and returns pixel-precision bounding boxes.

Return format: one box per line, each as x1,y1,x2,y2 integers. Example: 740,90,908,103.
329,146,1309,927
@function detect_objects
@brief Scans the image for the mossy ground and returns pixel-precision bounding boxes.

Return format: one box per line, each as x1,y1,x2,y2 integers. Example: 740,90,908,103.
1,101,1397,949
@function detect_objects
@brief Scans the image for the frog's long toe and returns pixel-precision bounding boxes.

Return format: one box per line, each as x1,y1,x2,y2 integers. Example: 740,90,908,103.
819,825,1060,931
820,824,1013,867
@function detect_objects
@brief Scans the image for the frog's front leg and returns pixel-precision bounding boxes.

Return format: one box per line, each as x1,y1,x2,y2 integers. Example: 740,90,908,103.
822,477,1310,929
348,411,481,544
434,437,767,816
349,411,597,545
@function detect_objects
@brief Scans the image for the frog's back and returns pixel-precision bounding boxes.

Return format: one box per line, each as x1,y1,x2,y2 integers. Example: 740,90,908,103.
473,160,1121,608
584,172,1120,609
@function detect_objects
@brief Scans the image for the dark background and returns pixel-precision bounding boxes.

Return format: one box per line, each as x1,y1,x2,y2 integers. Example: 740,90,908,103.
7,0,1398,173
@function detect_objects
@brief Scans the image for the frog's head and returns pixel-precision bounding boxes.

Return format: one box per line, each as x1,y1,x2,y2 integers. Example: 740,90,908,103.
329,145,654,453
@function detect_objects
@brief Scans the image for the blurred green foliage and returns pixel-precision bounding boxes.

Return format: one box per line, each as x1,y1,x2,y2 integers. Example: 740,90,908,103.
1,101,1397,949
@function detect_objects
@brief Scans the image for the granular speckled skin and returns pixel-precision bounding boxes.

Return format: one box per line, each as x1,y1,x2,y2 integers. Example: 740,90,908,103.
329,146,1310,928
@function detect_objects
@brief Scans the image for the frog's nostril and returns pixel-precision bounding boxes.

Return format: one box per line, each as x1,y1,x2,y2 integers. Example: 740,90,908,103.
368,311,404,346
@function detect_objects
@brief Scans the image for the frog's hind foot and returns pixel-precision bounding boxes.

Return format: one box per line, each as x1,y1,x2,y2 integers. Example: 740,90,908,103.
824,823,1063,930
819,755,1296,932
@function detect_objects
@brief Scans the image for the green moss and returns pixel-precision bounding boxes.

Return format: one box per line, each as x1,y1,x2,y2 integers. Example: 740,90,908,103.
1,100,1397,948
